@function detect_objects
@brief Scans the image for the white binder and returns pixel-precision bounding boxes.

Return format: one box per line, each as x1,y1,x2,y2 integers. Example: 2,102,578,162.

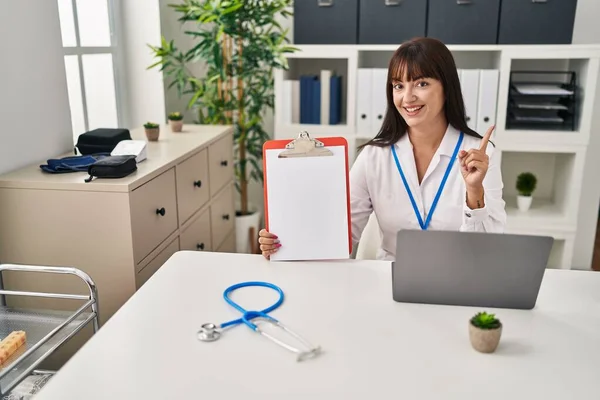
370,68,388,136
356,68,373,135
460,69,480,132
476,69,500,134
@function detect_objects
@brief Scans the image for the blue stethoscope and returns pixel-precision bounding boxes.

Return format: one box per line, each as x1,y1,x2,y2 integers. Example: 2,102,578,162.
197,281,321,362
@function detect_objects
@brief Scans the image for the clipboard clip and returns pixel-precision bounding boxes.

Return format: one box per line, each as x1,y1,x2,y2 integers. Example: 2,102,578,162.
278,131,333,158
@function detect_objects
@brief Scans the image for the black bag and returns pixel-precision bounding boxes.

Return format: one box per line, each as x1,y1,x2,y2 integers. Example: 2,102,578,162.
84,155,137,182
75,128,131,155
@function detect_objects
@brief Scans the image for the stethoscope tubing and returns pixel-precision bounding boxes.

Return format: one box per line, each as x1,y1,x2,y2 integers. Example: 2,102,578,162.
220,281,285,331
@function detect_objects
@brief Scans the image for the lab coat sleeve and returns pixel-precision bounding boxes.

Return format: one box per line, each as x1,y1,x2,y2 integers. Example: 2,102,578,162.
349,147,374,245
460,146,507,233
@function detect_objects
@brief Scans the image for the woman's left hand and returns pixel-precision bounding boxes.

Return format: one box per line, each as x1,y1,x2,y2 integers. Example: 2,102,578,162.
458,125,495,190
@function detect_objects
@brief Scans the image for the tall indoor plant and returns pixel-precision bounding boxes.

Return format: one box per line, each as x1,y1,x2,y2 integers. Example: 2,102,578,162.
148,0,297,252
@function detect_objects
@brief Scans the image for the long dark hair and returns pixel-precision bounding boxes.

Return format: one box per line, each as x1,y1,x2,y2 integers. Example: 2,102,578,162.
361,37,483,149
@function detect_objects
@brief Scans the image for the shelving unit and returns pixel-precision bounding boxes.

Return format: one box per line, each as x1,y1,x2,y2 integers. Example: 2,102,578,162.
0,264,98,397
274,44,600,269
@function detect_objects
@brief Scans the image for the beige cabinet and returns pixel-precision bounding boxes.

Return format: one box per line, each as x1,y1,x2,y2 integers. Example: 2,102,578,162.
0,124,236,367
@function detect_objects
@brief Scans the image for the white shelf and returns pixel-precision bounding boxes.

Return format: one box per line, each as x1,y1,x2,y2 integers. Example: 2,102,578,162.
274,123,352,138
497,129,588,152
505,197,576,234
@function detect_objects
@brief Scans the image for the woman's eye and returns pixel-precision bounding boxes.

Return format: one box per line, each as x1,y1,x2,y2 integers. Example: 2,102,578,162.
393,83,403,90
417,81,428,87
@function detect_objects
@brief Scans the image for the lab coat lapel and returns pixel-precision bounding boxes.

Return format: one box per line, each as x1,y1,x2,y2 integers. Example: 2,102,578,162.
421,125,460,186
393,135,426,216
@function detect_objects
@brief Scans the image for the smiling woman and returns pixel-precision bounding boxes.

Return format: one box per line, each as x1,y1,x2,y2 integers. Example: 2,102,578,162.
258,37,507,261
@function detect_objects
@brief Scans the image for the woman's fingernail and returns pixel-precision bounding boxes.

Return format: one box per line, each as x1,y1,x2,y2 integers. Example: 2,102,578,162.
276,243,282,248
273,235,278,239
274,239,280,244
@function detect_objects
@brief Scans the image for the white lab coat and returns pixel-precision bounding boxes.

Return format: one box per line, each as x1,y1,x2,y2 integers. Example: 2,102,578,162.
350,124,507,261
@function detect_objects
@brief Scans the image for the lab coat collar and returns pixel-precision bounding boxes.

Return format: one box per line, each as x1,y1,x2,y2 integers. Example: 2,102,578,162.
394,124,462,157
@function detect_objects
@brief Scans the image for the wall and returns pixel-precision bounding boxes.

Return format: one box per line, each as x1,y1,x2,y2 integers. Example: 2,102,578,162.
118,0,166,129
571,0,600,269
0,0,73,175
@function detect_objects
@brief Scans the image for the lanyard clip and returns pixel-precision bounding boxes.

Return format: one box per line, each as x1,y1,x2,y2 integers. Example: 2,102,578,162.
248,312,322,362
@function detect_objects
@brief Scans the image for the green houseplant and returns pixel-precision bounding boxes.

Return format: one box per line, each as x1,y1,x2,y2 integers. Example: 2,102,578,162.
469,311,502,353
144,122,160,142
148,0,297,252
516,172,537,212
168,111,184,132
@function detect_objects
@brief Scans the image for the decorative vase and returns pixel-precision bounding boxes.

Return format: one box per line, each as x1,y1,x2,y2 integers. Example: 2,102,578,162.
235,203,262,254
469,322,502,353
145,127,160,142
517,195,532,212
169,119,183,132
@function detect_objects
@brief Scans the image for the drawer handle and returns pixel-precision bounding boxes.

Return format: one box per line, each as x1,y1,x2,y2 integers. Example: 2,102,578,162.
317,0,333,6
196,243,205,251
220,160,228,167
532,0,547,3
385,0,401,6
456,0,471,4
222,214,230,221
156,207,166,216
194,180,202,188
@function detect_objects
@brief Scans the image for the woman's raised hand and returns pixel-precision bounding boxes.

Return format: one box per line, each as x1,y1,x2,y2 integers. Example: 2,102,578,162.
258,229,281,259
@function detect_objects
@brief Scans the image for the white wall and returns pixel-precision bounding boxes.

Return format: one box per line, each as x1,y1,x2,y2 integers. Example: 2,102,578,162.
117,0,166,129
571,0,600,269
0,0,73,175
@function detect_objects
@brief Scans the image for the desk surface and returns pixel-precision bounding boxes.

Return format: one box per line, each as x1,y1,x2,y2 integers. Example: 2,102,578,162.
35,251,600,399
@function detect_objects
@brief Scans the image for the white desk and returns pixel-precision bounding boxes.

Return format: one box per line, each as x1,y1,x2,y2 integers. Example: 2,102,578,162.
34,251,600,399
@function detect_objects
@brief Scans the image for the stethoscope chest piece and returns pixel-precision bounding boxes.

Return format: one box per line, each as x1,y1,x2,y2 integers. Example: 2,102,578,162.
197,323,221,342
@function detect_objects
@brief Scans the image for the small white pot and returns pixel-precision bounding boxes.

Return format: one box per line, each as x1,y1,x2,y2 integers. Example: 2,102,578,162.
517,195,532,212
235,204,262,253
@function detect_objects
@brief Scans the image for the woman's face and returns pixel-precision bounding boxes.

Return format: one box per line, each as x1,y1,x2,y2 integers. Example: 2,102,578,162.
392,76,445,128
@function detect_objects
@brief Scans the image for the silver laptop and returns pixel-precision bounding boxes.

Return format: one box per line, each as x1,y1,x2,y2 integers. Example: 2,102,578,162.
392,230,554,310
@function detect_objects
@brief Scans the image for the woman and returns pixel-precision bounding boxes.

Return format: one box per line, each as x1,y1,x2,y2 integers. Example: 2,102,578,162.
259,37,507,260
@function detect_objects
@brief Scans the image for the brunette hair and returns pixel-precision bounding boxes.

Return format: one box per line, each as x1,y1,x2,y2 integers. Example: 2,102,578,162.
361,37,484,149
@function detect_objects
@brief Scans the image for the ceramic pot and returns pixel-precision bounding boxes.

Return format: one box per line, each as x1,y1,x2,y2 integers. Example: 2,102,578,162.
145,127,160,142
235,203,262,254
517,195,532,212
469,322,502,353
169,119,183,132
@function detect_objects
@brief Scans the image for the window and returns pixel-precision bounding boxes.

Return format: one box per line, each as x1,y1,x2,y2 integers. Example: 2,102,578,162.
56,0,121,142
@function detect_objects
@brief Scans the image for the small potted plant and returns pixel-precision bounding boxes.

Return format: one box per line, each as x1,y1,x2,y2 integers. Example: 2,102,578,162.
469,311,502,353
516,172,537,212
144,122,160,141
168,112,183,132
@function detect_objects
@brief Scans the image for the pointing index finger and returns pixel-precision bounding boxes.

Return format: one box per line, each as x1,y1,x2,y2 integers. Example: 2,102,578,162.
479,125,495,151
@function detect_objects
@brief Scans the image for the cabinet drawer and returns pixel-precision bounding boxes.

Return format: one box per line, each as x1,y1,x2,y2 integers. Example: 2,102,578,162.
359,0,426,44
427,0,500,45
208,134,233,197
131,168,178,264
180,208,212,252
176,148,210,225
498,0,577,44
216,231,236,253
294,0,359,44
210,184,235,249
136,237,180,289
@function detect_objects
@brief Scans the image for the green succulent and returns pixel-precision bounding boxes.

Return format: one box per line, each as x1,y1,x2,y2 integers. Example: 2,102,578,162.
470,311,501,330
516,172,537,197
144,122,159,129
168,112,183,121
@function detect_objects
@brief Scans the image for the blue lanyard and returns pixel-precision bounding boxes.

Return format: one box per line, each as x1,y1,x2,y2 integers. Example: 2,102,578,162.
391,131,464,230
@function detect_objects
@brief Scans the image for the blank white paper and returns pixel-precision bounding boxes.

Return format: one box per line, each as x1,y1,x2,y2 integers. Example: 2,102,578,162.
265,145,350,261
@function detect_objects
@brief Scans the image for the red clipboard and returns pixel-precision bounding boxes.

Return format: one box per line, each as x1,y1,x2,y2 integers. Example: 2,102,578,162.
262,132,352,260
